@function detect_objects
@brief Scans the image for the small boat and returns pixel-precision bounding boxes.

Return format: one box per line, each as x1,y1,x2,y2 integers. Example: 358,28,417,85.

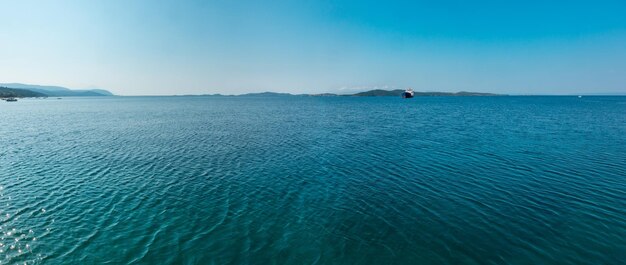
6,97,18,102
402,88,414,98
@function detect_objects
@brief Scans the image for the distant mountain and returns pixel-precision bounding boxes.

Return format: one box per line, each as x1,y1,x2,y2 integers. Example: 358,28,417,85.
408,91,500,96
348,89,501,97
306,93,340,97
172,89,503,97
0,83,113,96
350,89,406,96
0,86,47,98
238,92,294,97
221,89,502,97
87,89,114,96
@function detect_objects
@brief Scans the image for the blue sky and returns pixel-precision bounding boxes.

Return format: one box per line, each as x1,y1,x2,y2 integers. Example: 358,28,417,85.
1,0,625,95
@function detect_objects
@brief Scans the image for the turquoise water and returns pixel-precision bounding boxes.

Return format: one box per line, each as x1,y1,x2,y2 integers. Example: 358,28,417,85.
1,96,625,264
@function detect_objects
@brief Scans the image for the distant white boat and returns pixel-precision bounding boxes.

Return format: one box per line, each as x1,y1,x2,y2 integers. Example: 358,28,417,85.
402,88,414,99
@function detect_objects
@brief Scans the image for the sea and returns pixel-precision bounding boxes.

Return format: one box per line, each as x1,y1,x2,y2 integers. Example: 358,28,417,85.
1,96,625,264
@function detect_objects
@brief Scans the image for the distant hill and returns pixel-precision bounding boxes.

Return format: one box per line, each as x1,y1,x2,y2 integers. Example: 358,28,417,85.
238,92,293,97
348,89,501,97
0,83,113,96
0,86,47,98
306,93,339,97
181,89,502,97
350,89,406,96
410,91,500,96
300,89,502,97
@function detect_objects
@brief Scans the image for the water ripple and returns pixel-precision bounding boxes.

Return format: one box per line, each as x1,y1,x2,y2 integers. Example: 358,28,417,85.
0,96,625,264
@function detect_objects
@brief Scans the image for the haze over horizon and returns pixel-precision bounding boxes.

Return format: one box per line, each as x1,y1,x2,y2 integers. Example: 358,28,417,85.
1,0,625,96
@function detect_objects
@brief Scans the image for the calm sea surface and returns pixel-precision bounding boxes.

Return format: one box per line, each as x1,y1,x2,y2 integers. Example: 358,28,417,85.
1,96,625,264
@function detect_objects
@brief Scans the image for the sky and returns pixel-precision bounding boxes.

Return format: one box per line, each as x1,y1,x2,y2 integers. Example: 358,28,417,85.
1,0,625,95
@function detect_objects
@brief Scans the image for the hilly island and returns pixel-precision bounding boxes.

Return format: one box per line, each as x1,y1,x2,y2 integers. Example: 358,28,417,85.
203,90,502,97
0,83,113,98
1,83,501,98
